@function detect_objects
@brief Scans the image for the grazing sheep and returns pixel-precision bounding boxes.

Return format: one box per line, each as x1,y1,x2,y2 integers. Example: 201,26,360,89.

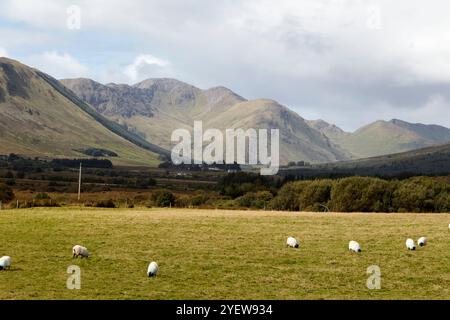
286,237,299,248
147,261,159,277
418,237,427,247
0,256,11,270
72,245,90,258
348,240,361,253
406,238,416,250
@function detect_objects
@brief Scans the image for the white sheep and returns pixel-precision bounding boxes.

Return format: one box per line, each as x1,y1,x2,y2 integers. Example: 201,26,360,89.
406,238,416,250
0,256,12,270
286,237,299,248
348,240,361,253
147,261,159,277
418,237,427,247
72,245,90,258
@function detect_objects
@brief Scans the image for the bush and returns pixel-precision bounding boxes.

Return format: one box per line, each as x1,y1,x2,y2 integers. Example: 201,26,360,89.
175,191,224,208
392,177,448,213
94,199,116,208
0,183,14,202
16,199,60,208
298,179,333,211
174,195,190,208
214,199,239,210
124,199,135,208
236,191,273,209
34,193,50,200
218,172,282,198
435,192,450,213
270,181,310,211
331,177,393,212
151,189,176,207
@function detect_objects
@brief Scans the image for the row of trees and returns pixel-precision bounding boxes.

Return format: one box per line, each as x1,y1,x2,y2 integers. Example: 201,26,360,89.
270,176,450,213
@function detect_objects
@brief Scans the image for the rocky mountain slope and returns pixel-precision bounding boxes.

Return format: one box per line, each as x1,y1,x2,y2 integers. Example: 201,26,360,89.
0,58,162,166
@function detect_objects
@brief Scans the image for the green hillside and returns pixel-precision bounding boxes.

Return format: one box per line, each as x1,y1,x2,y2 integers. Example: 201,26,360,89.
0,58,162,166
309,119,450,158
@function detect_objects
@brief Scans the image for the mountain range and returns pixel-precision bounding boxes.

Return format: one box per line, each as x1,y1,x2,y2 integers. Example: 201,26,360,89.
60,77,352,164
62,77,450,163
307,118,450,158
1,57,450,166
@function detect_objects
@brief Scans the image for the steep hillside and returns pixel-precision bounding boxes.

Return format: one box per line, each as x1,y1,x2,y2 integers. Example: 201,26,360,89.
206,99,349,164
0,58,162,166
338,119,450,158
306,119,351,149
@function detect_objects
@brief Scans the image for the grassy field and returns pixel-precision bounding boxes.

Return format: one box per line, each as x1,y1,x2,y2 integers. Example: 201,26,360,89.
0,207,449,300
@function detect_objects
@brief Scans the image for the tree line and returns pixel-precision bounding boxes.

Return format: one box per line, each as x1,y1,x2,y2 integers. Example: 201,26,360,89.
269,176,449,213
2,171,449,213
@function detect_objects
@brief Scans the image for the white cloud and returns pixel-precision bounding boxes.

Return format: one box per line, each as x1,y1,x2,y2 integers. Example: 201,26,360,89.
123,54,171,83
0,0,67,29
2,1,450,129
0,47,8,57
26,51,88,79
395,95,450,126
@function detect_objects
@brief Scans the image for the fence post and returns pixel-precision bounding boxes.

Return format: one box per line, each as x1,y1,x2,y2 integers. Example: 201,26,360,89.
17,200,19,209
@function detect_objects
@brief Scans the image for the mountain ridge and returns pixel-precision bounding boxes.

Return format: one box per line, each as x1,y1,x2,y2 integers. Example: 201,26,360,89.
307,118,450,158
2,56,448,166
62,77,350,164
0,57,164,165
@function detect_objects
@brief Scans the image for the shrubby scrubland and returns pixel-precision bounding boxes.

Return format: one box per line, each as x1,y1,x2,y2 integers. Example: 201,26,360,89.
1,168,449,212
168,174,449,213
269,176,449,213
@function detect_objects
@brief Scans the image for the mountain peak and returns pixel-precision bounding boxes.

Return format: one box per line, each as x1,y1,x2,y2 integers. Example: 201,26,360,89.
307,119,347,134
0,57,17,64
389,118,409,125
61,77,104,89
133,78,196,91
203,86,246,110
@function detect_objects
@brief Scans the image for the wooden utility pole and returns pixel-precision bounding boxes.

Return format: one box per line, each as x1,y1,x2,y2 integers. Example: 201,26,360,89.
78,162,82,201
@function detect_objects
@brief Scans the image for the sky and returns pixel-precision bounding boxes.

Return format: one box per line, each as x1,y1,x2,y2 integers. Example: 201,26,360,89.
1,0,450,132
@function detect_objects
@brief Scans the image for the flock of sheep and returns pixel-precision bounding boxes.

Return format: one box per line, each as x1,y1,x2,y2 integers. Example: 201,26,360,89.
286,236,428,252
71,245,159,277
2,224,449,275
0,245,159,277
